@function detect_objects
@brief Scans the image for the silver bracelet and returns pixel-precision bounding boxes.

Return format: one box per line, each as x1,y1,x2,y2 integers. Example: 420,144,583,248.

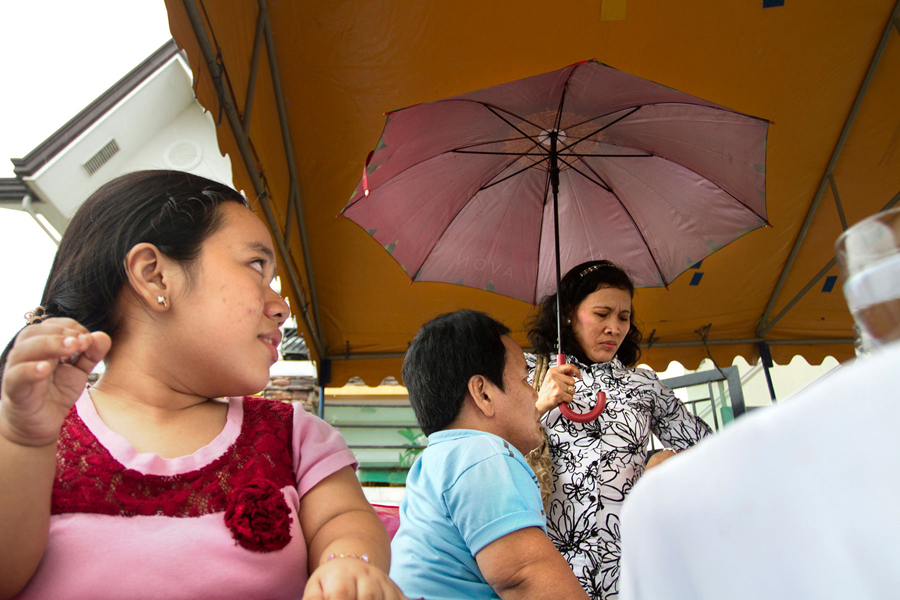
326,553,369,563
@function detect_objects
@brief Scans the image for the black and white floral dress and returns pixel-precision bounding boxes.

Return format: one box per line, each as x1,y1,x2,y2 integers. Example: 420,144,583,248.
526,353,711,600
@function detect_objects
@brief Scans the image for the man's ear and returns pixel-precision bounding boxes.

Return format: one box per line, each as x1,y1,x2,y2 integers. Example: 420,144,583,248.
123,243,179,313
467,374,496,418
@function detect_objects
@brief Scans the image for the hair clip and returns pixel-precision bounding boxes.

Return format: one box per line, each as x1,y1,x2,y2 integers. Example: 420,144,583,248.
579,264,603,278
24,306,47,326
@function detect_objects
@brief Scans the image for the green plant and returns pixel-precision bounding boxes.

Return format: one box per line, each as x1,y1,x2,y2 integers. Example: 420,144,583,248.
397,427,427,468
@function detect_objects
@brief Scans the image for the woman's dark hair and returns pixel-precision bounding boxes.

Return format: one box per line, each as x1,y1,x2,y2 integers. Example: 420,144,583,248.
1,170,248,375
527,260,642,367
402,310,510,436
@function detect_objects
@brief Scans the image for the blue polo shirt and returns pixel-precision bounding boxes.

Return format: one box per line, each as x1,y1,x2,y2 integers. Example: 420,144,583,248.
389,429,546,600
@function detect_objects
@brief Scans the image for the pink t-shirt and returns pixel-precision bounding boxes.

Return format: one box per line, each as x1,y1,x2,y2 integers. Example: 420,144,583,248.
15,391,357,600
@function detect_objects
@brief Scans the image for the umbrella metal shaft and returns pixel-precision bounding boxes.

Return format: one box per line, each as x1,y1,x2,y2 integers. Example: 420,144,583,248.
551,132,563,357
550,131,606,422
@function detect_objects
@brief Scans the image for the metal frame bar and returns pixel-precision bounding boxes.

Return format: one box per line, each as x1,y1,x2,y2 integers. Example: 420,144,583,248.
757,341,777,403
660,366,737,388
764,258,840,336
685,391,720,429
761,190,900,335
241,9,265,136
643,338,851,347
283,186,295,247
661,365,746,420
258,0,326,345
646,366,744,451
828,174,849,232
757,0,900,337
724,369,745,418
182,0,325,359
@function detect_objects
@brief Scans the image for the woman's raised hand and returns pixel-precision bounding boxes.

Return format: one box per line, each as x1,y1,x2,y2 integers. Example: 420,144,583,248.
536,363,583,417
0,318,111,447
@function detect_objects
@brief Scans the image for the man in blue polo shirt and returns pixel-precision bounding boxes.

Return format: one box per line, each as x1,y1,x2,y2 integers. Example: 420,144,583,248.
390,310,588,600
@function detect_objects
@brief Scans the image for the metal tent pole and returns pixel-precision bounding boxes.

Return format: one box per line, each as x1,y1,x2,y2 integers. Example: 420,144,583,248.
757,342,777,403
317,359,331,419
181,0,325,361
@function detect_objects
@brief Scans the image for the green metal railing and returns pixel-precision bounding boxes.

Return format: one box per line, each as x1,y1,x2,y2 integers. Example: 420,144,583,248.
326,366,746,482
324,403,425,484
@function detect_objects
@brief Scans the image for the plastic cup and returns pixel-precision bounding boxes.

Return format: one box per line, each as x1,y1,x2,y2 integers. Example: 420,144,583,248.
835,207,900,351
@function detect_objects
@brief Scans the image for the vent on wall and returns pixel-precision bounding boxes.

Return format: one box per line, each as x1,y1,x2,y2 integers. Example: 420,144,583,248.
82,138,120,175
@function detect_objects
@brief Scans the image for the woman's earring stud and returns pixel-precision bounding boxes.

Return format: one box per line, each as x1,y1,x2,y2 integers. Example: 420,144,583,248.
157,296,169,309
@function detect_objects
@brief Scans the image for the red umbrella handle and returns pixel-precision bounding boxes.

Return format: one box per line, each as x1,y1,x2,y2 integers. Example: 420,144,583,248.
556,354,606,423
560,391,607,423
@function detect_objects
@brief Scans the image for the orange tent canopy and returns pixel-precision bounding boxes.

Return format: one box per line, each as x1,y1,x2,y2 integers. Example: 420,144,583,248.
164,0,900,385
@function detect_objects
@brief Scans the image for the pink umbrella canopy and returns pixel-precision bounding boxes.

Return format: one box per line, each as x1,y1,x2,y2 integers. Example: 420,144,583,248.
342,60,769,304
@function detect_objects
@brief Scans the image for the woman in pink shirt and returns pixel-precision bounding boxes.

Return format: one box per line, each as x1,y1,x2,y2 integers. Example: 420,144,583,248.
0,170,406,600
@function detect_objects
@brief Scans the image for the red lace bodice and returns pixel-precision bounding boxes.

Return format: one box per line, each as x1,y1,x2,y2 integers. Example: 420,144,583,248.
52,397,295,518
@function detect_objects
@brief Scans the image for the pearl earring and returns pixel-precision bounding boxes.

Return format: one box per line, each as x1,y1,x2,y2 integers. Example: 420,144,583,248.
157,296,169,309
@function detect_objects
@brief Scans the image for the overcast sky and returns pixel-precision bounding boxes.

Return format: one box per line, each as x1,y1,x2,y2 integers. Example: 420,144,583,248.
0,1,172,347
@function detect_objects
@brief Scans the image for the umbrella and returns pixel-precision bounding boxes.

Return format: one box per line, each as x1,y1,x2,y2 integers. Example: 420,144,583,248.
342,59,769,418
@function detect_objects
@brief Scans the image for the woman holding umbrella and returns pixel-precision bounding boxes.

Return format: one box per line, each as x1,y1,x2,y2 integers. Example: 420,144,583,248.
526,260,711,600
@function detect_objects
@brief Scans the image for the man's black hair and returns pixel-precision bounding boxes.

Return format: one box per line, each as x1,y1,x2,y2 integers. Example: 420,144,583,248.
401,310,510,435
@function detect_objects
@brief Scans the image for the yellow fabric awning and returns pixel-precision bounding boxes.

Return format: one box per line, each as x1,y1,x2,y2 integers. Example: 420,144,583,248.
164,0,900,385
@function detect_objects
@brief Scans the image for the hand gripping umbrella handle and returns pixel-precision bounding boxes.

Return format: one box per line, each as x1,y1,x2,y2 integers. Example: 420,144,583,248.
556,354,606,423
